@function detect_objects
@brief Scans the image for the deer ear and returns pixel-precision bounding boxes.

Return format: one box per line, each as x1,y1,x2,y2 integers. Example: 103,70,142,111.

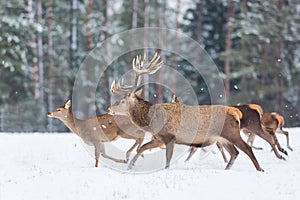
129,92,136,99
176,97,182,102
135,89,143,97
64,99,71,109
171,94,176,103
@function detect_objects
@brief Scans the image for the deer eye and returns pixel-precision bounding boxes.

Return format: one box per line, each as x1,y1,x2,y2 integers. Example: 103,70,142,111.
57,109,61,111
121,100,125,104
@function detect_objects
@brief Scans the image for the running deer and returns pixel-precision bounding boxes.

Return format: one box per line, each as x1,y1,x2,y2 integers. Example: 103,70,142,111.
247,112,292,151
48,99,145,167
108,52,264,171
186,103,287,162
234,104,287,157
234,105,288,156
170,95,230,163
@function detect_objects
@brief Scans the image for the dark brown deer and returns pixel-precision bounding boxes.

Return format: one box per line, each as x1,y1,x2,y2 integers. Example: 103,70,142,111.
48,98,145,167
234,104,287,157
247,112,292,151
108,53,264,171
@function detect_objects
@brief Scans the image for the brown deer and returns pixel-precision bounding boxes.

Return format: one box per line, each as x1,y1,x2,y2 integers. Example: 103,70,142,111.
171,94,229,163
48,98,146,167
233,104,287,157
247,112,292,151
109,53,264,171
186,103,287,162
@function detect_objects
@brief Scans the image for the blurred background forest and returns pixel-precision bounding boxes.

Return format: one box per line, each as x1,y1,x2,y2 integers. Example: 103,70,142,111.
0,0,299,132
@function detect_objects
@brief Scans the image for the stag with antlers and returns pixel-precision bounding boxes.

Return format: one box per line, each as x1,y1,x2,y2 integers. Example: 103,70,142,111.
108,52,264,171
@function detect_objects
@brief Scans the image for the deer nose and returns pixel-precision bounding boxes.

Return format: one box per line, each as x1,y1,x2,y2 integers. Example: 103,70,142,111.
48,112,52,116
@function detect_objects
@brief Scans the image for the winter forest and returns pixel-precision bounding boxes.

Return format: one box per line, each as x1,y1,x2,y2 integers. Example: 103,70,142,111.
0,0,299,132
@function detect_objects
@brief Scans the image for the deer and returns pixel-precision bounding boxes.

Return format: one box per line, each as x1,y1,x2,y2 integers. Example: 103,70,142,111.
246,112,292,151
186,103,287,162
233,105,288,156
233,104,287,157
48,98,146,168
108,52,264,171
171,94,229,163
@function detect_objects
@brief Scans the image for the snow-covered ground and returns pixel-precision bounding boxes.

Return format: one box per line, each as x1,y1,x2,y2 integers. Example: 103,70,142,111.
0,128,299,200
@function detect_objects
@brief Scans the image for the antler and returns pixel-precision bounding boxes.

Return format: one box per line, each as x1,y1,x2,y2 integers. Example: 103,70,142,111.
111,52,164,95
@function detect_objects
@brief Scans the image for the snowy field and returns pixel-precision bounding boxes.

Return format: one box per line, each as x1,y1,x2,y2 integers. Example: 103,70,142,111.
0,128,299,200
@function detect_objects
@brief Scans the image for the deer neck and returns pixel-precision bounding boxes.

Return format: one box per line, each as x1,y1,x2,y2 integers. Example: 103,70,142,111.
61,111,81,136
129,98,153,128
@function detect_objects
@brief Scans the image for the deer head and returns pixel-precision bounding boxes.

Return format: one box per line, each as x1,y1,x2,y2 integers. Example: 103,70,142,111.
108,90,143,116
48,99,72,120
109,52,164,116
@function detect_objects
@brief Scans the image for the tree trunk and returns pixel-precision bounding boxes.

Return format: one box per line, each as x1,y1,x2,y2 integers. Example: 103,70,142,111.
224,1,234,102
155,0,164,103
276,0,283,112
196,0,203,44
85,0,93,51
37,0,44,103
101,0,110,110
171,0,180,94
25,0,39,99
46,0,54,132
70,0,78,69
240,0,247,84
143,0,149,100
131,0,138,29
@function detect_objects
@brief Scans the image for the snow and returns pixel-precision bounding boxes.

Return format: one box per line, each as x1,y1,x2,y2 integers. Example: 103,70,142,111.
1,128,300,200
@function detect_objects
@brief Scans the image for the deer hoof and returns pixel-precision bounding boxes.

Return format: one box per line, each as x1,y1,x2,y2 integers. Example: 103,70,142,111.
127,164,133,170
280,156,286,161
259,168,264,172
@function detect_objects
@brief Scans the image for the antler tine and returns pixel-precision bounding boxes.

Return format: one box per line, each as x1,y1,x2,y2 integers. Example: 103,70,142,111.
148,60,164,75
146,52,159,69
111,79,123,95
111,79,133,95
133,51,164,75
110,80,118,94
143,52,147,63
111,52,164,95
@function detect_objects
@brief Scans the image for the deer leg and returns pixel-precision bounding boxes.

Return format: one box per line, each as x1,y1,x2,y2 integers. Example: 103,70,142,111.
125,138,144,162
222,142,239,170
269,131,288,155
282,130,293,151
185,147,197,162
128,139,164,169
254,130,285,160
94,144,101,167
165,137,176,169
98,143,126,164
224,135,264,172
246,132,254,146
285,131,293,151
216,142,228,163
246,132,263,150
